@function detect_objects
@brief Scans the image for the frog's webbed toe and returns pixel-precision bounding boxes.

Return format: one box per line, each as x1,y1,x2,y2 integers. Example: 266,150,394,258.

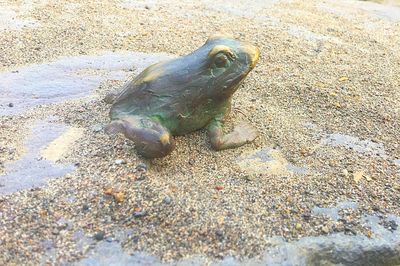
105,116,175,158
208,118,258,151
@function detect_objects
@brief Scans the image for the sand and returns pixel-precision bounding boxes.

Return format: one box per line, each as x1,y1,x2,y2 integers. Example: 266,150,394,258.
0,0,399,264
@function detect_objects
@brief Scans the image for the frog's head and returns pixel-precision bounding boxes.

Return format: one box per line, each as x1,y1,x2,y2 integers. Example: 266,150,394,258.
201,34,260,97
128,35,260,101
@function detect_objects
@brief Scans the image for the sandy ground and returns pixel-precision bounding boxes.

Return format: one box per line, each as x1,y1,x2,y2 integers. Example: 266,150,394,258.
0,0,400,264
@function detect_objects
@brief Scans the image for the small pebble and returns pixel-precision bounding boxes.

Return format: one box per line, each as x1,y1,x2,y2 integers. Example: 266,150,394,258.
91,124,103,132
104,187,113,195
302,213,311,221
163,196,172,204
57,219,68,230
94,231,105,241
342,169,348,176
385,220,398,232
8,103,13,107
344,226,357,235
136,163,147,172
136,175,146,181
115,159,126,165
113,191,125,203
133,211,146,218
215,229,224,238
321,226,329,234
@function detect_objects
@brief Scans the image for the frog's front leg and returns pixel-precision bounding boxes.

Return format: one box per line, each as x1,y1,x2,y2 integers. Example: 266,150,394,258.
105,116,175,158
207,114,258,151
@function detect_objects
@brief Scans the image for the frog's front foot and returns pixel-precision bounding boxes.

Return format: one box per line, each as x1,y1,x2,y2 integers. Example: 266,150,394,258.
228,122,258,144
105,116,175,158
208,119,258,151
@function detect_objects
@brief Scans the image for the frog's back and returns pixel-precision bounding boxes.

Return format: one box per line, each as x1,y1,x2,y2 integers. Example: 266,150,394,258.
110,48,222,134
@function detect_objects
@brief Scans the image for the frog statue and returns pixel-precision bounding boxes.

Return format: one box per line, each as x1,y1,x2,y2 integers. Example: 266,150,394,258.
105,35,260,158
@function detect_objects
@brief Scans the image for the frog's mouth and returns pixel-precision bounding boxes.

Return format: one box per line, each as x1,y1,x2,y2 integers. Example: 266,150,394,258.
219,70,251,95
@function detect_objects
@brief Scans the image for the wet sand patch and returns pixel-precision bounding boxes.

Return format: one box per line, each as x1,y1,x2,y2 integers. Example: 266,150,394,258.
236,147,308,176
0,5,39,30
41,127,84,162
321,133,386,158
0,52,171,115
0,119,75,195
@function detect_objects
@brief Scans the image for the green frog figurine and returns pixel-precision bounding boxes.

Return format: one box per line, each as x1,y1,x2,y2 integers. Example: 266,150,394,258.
105,35,260,158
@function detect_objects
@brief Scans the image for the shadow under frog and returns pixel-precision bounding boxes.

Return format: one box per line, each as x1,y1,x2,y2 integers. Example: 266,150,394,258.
105,35,260,158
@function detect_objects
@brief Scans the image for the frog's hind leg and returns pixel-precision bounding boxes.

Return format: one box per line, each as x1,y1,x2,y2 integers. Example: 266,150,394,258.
105,116,175,158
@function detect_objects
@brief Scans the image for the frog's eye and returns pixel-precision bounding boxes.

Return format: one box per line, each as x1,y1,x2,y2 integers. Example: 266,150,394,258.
214,53,228,68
